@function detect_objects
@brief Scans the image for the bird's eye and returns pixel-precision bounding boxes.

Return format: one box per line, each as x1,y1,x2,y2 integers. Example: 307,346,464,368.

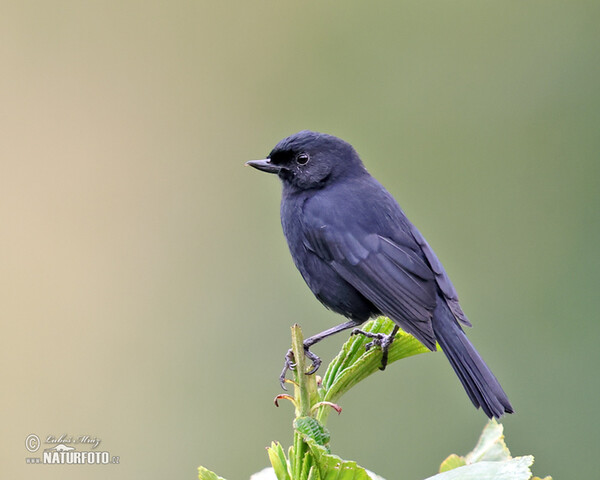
296,153,310,165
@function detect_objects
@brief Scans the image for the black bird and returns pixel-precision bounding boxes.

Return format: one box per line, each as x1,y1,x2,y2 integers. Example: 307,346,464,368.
247,130,513,418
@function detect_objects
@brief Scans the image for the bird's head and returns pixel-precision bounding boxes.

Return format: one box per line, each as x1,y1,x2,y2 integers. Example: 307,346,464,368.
246,131,367,191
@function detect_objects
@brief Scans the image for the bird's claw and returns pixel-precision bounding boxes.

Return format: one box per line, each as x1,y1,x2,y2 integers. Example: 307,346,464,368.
279,346,322,390
279,350,295,389
351,328,386,347
350,328,396,370
305,349,322,375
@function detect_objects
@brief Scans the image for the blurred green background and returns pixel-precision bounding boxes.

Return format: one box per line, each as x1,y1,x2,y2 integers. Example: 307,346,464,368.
1,1,599,479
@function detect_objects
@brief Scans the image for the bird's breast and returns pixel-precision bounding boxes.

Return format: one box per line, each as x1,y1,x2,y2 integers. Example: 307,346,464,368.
280,192,376,322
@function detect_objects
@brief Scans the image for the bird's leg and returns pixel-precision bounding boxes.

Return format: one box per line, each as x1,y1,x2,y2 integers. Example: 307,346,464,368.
279,320,362,389
351,324,400,370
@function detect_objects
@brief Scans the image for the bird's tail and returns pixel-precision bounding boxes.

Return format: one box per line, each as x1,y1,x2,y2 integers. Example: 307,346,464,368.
431,299,513,419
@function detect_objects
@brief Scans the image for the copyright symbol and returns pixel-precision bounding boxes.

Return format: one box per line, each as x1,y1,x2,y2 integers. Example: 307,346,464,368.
25,434,40,453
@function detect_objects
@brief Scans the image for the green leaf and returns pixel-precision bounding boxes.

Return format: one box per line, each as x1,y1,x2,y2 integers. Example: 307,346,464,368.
431,420,540,480
250,467,277,479
436,420,512,473
301,449,316,480
198,465,227,480
294,416,331,446
248,466,388,480
317,318,430,424
267,442,291,480
306,437,374,480
464,419,511,463
307,466,321,480
439,454,467,472
425,456,534,480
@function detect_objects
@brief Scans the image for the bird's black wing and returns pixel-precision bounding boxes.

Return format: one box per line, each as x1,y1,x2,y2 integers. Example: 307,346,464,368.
303,187,439,349
409,225,471,326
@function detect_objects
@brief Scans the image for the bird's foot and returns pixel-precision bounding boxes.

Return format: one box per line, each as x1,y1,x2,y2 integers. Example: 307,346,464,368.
279,346,322,390
350,328,396,370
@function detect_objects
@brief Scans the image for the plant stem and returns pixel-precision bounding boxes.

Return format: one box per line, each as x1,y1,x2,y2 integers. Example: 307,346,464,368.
291,324,312,416
290,324,319,479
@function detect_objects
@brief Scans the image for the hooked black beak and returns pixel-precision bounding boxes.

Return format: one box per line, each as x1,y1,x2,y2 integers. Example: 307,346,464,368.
245,158,281,174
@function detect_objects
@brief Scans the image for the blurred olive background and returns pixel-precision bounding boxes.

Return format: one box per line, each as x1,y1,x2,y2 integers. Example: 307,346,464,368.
1,1,599,479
